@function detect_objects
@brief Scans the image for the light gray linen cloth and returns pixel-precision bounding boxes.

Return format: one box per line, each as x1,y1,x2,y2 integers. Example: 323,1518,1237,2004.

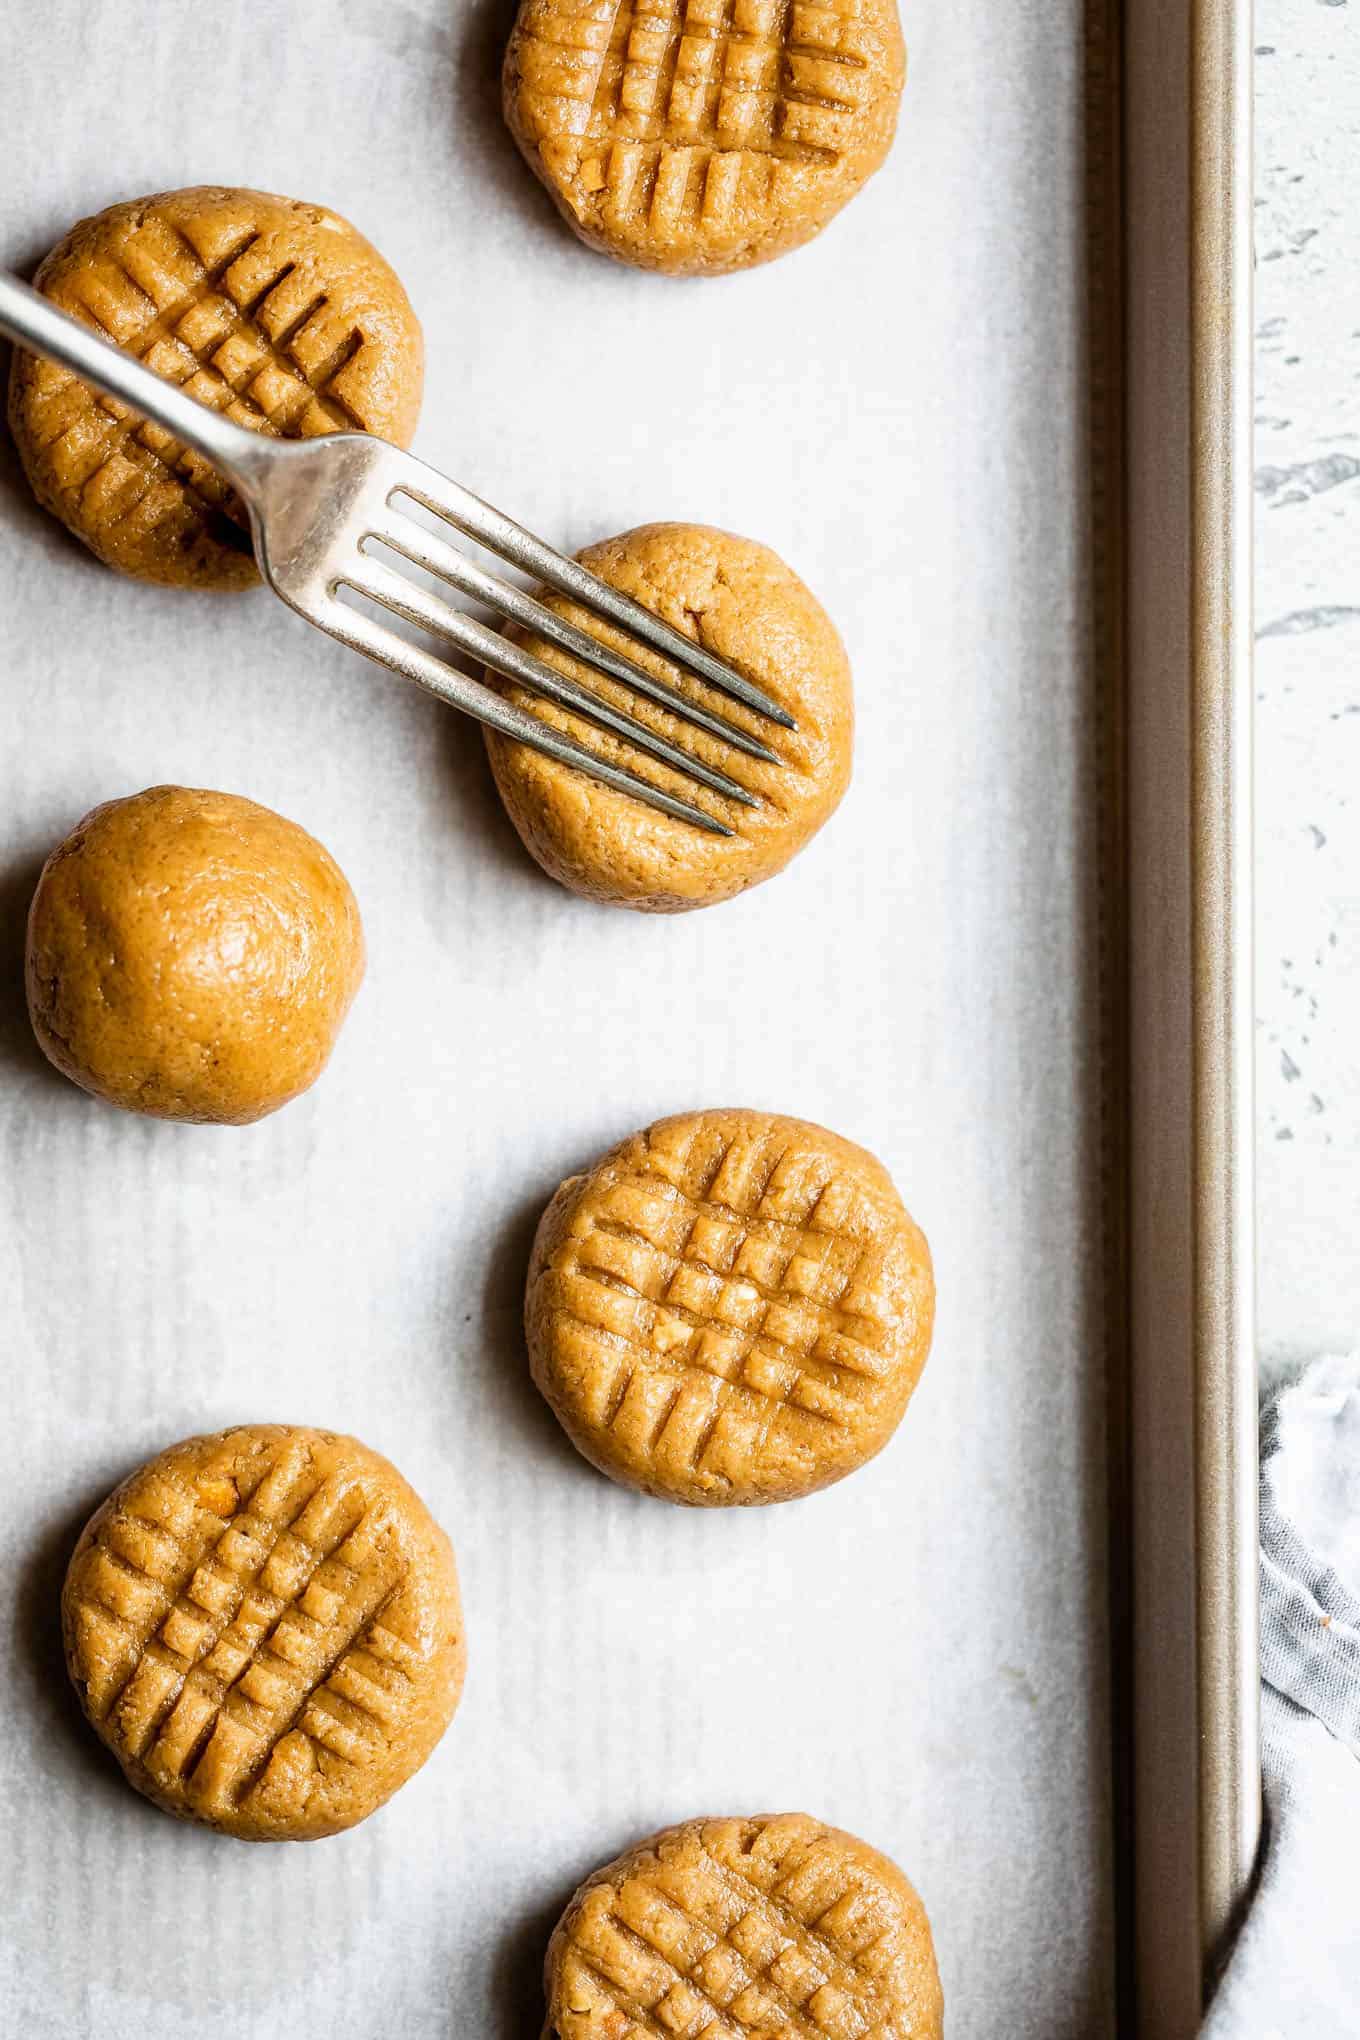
1203,1352,1360,2037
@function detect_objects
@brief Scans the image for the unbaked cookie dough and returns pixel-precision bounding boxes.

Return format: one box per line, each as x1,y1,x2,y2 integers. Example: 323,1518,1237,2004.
525,1108,934,1505
62,1425,465,1842
484,523,852,912
7,185,423,589
543,1812,943,2038
26,785,365,1125
503,0,906,275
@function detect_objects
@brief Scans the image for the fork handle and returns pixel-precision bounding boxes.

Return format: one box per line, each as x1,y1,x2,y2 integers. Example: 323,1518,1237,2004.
0,269,267,493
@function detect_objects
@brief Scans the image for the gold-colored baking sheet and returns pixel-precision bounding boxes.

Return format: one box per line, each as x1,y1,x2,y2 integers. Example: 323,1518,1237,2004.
0,1,1256,2034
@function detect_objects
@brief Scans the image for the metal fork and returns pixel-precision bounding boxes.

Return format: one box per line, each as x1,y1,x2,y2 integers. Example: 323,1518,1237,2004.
0,271,794,835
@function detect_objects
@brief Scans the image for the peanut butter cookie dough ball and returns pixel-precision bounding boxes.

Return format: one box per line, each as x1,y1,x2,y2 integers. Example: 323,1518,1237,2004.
503,0,906,275
26,785,365,1124
544,1812,944,2038
62,1425,466,1842
8,185,423,589
484,523,852,912
525,1108,934,1505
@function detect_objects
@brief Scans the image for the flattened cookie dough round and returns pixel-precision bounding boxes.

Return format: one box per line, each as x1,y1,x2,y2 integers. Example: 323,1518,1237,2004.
484,523,852,912
26,785,365,1125
503,0,906,274
526,1108,934,1505
62,1425,465,1841
8,185,423,589
544,1812,944,2038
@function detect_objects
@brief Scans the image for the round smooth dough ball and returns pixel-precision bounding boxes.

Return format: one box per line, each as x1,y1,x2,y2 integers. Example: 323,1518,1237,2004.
7,184,423,590
503,0,907,275
62,1425,465,1841
525,1108,935,1505
26,785,365,1124
543,1812,944,2038
484,523,853,912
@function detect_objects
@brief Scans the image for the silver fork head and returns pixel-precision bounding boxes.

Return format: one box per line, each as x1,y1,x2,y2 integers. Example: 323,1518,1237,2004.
238,434,795,837
0,272,788,830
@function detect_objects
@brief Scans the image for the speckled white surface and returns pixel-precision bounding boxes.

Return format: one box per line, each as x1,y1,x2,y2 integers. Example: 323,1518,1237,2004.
1255,4,1360,1364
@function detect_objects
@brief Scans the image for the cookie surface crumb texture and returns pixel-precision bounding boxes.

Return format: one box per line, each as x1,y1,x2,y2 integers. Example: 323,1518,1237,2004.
504,0,907,274
543,1811,944,2037
484,522,853,913
525,1108,934,1504
26,784,366,1124
62,1424,465,1841
7,184,423,588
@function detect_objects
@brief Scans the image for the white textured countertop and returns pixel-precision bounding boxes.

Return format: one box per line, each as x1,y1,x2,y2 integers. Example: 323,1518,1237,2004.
1255,2,1360,1364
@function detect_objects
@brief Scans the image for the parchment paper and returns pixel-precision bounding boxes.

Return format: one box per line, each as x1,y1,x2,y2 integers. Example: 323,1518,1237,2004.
0,2,1109,2033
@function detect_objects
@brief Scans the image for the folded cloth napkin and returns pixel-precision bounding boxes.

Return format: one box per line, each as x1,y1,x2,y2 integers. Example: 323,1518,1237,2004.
1203,1353,1360,2037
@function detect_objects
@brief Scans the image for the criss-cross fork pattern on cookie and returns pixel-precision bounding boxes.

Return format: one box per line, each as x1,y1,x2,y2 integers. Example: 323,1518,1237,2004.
67,1437,419,1818
30,211,369,534
556,1817,919,2038
524,0,874,231
553,1126,903,1483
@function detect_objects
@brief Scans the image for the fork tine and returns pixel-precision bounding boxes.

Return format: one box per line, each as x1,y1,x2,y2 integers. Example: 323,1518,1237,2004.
390,467,798,730
345,555,760,809
315,592,734,835
368,508,782,765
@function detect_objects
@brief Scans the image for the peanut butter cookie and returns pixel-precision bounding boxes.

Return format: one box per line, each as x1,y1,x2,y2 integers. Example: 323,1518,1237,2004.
8,185,423,589
484,523,852,912
543,1812,943,2037
504,0,906,275
26,785,365,1124
62,1425,465,1842
525,1109,934,1505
